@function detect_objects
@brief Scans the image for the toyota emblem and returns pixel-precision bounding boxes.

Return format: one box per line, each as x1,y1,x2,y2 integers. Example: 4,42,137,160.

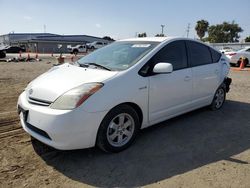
29,89,33,95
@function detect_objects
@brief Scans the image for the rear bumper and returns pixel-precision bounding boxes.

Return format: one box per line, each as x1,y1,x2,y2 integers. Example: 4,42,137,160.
224,77,232,93
230,59,238,64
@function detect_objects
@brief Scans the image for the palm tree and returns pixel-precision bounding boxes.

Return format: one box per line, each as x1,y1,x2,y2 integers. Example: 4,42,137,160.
195,20,209,40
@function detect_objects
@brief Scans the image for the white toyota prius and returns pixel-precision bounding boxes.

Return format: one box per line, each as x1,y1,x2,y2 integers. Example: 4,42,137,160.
18,37,232,152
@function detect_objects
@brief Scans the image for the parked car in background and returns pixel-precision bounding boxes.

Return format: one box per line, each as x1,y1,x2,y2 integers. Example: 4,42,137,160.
18,37,231,153
219,47,237,60
86,41,107,49
219,46,234,53
67,44,87,54
5,46,26,53
230,46,250,67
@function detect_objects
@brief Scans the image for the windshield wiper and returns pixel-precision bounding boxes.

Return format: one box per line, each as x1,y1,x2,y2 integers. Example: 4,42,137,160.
85,62,111,71
78,63,89,68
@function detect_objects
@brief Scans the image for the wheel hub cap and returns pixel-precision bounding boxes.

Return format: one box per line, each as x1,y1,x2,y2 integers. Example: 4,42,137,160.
106,113,135,147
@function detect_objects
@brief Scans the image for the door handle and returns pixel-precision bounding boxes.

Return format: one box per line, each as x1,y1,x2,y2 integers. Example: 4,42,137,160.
184,76,191,81
139,86,147,90
215,69,219,74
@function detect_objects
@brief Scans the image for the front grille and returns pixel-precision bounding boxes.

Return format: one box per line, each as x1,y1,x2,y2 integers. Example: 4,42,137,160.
26,122,51,140
28,97,52,106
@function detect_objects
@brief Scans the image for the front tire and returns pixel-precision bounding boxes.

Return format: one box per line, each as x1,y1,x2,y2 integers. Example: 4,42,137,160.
210,85,226,110
96,105,140,153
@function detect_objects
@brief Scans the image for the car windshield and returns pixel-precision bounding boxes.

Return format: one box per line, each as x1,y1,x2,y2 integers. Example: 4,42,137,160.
238,47,250,52
78,41,159,71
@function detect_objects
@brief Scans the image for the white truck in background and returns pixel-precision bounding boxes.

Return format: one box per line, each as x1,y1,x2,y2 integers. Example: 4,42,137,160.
86,41,107,49
67,44,87,54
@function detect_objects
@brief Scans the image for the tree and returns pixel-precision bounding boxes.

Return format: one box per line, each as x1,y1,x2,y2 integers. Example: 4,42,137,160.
195,20,209,40
245,36,250,42
207,21,243,43
138,32,147,37
155,33,165,37
207,25,225,43
102,36,115,41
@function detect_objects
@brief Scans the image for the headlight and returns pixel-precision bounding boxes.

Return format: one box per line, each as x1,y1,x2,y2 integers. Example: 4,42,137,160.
50,83,103,110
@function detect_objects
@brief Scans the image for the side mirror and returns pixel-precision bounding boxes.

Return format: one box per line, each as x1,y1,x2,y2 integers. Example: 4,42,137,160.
153,62,173,74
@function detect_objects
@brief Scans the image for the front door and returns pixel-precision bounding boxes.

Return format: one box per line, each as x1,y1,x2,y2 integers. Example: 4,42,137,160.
147,40,193,124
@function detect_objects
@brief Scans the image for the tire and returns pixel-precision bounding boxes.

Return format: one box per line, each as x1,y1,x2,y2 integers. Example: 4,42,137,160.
96,104,140,153
237,58,248,67
210,85,226,110
0,50,6,58
244,58,249,67
91,46,95,49
236,60,241,67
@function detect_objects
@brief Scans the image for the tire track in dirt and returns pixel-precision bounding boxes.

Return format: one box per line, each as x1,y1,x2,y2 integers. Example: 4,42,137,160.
0,111,23,139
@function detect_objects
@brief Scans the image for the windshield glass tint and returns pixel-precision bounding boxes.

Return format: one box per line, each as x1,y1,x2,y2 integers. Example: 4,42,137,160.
78,41,159,71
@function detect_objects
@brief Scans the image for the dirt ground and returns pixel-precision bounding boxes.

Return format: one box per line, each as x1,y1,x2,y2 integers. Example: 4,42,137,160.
0,58,250,188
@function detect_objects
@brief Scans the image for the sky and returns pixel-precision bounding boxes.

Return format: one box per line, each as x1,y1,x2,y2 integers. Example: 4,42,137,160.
0,0,250,40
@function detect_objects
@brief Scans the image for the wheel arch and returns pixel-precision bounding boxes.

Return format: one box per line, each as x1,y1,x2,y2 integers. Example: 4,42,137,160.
95,102,144,151
73,49,78,53
238,57,249,65
110,102,143,127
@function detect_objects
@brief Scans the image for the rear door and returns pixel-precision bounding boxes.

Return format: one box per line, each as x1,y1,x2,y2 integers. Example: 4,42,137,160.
186,41,220,107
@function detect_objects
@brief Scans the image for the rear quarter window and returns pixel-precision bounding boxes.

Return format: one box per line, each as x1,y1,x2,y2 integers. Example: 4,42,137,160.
187,41,213,67
210,47,221,63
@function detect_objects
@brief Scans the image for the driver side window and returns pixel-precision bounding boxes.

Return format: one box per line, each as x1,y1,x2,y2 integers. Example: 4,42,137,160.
152,40,188,71
139,40,188,76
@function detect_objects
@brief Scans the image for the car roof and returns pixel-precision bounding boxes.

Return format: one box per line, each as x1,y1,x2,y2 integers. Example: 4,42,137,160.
119,37,174,42
118,37,221,53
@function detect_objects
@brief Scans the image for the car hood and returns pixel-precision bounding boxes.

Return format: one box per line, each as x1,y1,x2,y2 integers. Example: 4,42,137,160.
26,63,118,102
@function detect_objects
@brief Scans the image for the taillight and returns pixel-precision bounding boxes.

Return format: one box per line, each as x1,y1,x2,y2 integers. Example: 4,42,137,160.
228,53,236,56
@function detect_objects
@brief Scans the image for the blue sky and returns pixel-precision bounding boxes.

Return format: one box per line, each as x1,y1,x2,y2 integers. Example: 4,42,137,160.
1,0,249,40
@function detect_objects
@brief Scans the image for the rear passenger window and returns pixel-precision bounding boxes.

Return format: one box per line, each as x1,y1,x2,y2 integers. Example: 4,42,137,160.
187,41,212,67
151,41,187,70
210,48,221,63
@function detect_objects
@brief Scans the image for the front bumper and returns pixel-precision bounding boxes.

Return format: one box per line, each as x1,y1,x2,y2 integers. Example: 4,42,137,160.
17,91,107,150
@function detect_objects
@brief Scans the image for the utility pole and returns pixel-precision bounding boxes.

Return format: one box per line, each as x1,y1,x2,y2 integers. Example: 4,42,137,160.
161,25,165,35
186,23,190,38
43,24,46,33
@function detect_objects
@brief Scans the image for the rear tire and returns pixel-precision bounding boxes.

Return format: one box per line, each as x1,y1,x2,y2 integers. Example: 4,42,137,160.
210,85,226,110
236,60,241,67
96,105,140,153
73,49,78,55
237,58,248,67
244,58,249,67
